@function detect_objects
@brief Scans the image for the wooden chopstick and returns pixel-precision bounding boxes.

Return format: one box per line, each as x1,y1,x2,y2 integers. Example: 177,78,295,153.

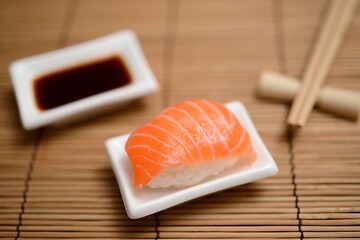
287,0,359,127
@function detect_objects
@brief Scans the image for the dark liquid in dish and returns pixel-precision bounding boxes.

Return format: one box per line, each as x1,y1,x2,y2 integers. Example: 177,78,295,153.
34,56,132,110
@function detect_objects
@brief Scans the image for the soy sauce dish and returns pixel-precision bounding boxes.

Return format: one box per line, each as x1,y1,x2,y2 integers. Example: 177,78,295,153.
10,30,159,130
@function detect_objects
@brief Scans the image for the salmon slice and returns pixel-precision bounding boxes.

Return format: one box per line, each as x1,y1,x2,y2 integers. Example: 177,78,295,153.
125,99,257,188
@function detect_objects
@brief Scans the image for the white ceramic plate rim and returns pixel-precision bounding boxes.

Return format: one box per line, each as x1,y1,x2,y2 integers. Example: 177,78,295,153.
105,101,278,219
9,29,159,130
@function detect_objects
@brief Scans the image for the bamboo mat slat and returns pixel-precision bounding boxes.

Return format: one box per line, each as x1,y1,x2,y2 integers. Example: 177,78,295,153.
1,0,360,239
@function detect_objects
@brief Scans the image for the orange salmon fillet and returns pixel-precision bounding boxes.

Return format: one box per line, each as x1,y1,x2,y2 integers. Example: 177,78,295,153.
125,99,257,188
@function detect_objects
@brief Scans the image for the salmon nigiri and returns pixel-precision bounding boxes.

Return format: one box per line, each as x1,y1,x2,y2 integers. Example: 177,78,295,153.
125,99,257,188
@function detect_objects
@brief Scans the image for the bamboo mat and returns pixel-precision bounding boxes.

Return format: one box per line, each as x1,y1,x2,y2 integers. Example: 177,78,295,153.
0,0,359,239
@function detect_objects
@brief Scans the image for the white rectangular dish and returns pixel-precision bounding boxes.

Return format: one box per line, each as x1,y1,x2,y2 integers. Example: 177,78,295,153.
10,30,159,130
105,101,278,219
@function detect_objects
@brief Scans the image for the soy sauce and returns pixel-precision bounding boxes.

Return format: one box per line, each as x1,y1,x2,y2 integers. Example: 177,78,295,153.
33,56,132,110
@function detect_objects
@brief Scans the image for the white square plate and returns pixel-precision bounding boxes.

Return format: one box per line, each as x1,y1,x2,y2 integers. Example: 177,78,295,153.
105,101,278,219
10,30,159,130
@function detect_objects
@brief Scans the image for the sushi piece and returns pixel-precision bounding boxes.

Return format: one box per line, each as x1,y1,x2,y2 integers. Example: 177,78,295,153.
125,99,257,188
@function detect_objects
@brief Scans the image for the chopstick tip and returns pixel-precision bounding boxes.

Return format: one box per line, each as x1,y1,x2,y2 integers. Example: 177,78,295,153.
287,119,304,129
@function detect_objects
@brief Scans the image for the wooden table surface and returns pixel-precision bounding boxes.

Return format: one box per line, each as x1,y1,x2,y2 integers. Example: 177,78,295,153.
1,0,360,239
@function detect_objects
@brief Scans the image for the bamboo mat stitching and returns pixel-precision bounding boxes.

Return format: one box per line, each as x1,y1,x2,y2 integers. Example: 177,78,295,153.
56,0,79,48
272,0,287,74
161,0,179,109
157,1,180,238
287,129,303,239
14,0,78,238
273,0,303,238
15,129,43,240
